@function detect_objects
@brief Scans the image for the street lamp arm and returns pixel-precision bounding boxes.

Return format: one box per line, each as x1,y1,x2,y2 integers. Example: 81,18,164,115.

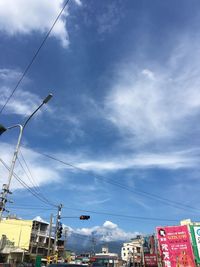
7,124,23,131
23,102,44,128
23,93,53,128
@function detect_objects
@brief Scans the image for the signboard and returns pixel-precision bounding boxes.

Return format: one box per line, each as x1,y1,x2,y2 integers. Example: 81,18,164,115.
35,256,42,267
144,254,158,266
156,225,195,267
143,235,157,254
190,225,200,264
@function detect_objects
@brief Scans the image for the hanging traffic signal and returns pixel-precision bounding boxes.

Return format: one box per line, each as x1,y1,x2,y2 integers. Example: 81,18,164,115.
0,124,7,135
57,224,63,239
80,215,90,220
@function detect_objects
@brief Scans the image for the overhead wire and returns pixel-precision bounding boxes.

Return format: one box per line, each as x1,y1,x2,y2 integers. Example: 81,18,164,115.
61,207,179,222
17,150,57,207
6,205,56,210
36,151,200,213
0,158,57,208
0,0,71,115
0,161,180,223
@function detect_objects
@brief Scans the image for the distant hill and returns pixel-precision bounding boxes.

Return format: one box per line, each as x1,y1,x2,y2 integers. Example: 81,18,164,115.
65,232,124,255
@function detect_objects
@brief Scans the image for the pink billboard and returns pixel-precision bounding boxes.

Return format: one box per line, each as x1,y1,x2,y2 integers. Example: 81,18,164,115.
144,254,158,266
156,225,195,267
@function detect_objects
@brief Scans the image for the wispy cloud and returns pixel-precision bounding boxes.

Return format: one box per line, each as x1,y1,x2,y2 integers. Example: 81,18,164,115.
104,35,200,146
0,143,62,190
0,0,81,47
0,68,53,117
96,2,124,35
75,149,200,171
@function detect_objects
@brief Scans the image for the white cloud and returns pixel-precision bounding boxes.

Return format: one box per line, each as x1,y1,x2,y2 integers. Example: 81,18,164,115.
0,143,198,194
72,220,140,241
74,0,82,6
104,36,200,145
0,143,62,190
141,69,155,80
103,220,117,229
0,0,81,47
0,69,53,117
74,149,199,171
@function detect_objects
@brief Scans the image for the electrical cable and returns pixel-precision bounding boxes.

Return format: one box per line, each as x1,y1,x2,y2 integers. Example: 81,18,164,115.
6,205,56,210
0,158,56,208
61,207,178,222
17,151,57,207
37,151,200,213
0,0,70,115
19,150,41,189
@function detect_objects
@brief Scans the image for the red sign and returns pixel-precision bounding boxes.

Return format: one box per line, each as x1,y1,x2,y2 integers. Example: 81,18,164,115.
156,225,195,267
144,254,158,266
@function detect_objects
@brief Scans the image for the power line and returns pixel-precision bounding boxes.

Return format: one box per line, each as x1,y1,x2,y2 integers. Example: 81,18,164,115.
61,207,178,222
6,205,56,210
0,158,56,208
0,0,70,115
17,151,57,207
0,159,184,223
36,151,200,213
19,150,41,189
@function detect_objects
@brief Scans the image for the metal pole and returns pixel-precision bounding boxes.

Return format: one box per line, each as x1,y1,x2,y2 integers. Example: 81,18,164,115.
48,214,53,256
0,93,53,220
53,204,62,255
0,124,23,220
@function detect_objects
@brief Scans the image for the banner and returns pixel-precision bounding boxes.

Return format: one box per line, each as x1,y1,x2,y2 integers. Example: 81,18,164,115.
156,225,195,267
143,235,157,254
190,225,200,264
144,254,158,266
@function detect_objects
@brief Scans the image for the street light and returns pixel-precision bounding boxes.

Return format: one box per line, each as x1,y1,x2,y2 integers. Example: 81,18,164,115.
0,93,53,220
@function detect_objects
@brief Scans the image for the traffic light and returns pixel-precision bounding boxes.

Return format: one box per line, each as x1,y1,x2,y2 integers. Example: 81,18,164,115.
0,124,7,135
57,223,63,239
80,215,90,220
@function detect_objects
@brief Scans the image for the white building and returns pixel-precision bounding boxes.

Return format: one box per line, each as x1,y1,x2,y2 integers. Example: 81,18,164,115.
121,236,143,266
95,245,118,257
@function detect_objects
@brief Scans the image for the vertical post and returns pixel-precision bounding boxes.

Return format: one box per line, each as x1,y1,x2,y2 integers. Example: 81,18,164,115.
63,228,68,261
91,233,96,255
0,93,53,220
48,214,53,256
0,125,23,220
53,204,62,255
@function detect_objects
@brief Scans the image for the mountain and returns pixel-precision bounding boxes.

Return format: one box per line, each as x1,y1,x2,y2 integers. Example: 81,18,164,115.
66,232,123,255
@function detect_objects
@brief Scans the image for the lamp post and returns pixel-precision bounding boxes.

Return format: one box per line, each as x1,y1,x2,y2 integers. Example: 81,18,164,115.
0,93,53,220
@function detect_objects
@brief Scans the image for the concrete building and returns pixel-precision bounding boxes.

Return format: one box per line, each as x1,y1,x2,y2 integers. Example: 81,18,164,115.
121,236,143,266
0,216,59,264
29,216,54,259
0,218,33,263
95,245,118,257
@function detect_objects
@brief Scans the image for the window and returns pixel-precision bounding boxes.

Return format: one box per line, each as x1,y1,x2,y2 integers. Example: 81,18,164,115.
124,253,126,257
136,247,141,253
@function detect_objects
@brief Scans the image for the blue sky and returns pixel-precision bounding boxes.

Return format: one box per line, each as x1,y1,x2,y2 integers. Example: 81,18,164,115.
1,0,200,240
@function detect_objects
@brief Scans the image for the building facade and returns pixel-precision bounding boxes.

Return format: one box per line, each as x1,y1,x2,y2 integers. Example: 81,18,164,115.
121,236,143,266
0,217,58,264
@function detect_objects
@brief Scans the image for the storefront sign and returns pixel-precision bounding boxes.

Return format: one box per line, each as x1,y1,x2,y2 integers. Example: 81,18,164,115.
144,254,158,266
156,225,195,267
190,225,200,264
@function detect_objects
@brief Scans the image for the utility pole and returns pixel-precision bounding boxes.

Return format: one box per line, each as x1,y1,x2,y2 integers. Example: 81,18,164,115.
53,204,63,255
91,232,96,256
64,228,67,251
48,214,53,256
0,94,53,220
